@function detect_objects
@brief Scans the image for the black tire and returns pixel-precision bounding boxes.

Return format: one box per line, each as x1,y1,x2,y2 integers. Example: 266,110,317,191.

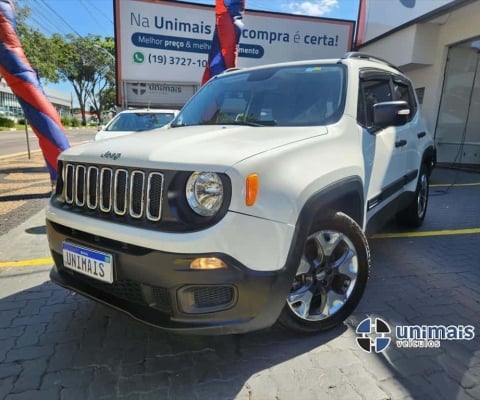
397,164,429,228
278,211,371,333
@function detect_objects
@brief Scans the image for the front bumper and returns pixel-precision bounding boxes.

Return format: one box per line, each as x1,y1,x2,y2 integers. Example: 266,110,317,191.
47,219,297,334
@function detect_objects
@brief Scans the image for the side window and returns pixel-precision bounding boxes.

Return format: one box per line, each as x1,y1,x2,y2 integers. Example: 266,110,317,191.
357,78,392,127
393,78,418,121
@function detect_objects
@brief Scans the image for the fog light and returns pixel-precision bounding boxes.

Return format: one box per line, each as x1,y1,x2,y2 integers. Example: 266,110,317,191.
190,257,227,270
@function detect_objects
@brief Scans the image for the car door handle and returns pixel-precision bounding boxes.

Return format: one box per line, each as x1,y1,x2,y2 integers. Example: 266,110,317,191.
417,131,426,138
395,139,407,148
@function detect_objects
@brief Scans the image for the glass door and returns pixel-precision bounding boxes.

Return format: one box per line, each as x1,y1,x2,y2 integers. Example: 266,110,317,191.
435,39,480,165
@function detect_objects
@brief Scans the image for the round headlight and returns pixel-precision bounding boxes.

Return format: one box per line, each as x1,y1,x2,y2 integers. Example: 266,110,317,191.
186,172,224,216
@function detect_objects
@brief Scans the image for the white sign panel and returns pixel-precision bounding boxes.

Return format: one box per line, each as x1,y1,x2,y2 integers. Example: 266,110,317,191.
357,0,458,45
115,0,354,98
124,81,196,106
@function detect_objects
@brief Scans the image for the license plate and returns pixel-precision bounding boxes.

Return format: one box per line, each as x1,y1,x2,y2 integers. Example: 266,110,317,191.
62,242,114,284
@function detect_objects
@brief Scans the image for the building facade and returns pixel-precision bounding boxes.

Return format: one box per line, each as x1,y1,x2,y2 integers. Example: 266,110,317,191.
357,0,480,167
0,80,71,120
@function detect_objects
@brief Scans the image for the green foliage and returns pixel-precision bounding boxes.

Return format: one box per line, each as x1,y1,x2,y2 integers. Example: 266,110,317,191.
56,34,117,125
61,116,70,127
0,117,15,128
17,118,26,125
16,7,61,82
99,87,117,119
15,5,117,127
60,117,81,128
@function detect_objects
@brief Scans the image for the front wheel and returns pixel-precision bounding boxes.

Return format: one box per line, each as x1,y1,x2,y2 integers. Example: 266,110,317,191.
278,212,371,333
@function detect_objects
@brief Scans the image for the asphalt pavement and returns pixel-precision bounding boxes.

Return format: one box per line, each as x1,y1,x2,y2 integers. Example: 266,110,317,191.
0,149,479,399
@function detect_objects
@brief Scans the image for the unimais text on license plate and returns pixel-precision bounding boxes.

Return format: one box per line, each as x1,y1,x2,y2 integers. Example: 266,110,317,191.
62,242,114,284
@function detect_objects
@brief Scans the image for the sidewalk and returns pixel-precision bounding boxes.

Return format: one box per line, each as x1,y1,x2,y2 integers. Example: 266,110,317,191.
0,151,51,236
0,161,479,399
0,208,51,268
0,149,53,269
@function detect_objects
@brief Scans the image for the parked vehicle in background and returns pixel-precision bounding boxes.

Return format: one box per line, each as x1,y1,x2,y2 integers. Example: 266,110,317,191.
95,108,179,140
0,108,18,123
46,53,435,335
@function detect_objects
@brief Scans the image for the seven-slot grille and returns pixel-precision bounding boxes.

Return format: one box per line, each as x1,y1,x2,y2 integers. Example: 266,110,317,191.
63,163,164,222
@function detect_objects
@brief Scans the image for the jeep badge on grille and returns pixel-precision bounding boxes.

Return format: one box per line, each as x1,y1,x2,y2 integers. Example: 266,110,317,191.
101,151,121,160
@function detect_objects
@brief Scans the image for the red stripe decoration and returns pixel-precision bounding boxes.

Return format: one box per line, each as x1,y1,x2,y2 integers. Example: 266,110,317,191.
201,0,245,85
0,0,69,182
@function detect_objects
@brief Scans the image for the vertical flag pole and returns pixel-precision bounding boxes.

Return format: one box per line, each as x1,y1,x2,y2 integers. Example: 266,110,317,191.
24,118,30,159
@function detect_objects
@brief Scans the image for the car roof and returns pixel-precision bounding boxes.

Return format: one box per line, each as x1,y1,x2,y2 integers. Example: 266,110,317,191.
219,52,404,79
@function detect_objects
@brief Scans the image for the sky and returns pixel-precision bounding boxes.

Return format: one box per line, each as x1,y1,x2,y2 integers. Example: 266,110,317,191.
17,0,360,96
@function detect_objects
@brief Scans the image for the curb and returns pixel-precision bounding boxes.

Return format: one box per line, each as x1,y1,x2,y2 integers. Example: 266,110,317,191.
0,149,43,161
0,140,90,161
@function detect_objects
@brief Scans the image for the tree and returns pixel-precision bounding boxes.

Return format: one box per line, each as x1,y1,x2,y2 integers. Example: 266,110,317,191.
15,6,116,125
56,34,116,125
85,37,116,123
16,6,61,83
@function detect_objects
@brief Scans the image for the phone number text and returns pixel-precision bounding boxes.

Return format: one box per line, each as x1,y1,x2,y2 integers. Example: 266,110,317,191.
148,54,207,68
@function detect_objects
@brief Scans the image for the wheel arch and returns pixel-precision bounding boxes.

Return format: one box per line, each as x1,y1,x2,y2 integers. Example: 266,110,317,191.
422,145,436,175
279,183,371,333
296,176,365,235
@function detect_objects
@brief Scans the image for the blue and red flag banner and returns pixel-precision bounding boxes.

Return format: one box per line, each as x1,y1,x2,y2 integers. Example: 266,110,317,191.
0,0,69,182
201,0,245,85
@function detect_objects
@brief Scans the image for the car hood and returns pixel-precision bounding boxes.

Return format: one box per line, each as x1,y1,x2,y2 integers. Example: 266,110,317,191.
62,124,328,170
94,130,135,141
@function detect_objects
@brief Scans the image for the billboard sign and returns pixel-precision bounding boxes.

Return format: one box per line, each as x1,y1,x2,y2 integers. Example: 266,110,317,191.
115,0,354,106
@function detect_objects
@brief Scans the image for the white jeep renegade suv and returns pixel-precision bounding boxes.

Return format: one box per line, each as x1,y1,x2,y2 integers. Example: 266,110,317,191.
46,52,435,334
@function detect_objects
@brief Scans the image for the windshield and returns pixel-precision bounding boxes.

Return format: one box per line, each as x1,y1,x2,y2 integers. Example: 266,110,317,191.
106,112,176,132
173,64,346,127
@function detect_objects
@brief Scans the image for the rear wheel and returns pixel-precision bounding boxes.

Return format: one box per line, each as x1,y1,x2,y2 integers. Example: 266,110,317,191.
278,212,371,333
397,164,429,227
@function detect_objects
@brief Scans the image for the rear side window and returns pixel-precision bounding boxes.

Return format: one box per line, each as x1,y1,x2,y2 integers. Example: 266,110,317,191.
357,78,392,127
357,72,417,127
393,79,417,121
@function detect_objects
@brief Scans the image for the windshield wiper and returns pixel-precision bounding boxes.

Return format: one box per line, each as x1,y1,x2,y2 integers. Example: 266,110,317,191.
171,120,277,128
228,120,277,127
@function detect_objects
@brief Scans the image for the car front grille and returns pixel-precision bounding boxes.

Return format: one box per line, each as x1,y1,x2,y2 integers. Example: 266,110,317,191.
63,163,164,222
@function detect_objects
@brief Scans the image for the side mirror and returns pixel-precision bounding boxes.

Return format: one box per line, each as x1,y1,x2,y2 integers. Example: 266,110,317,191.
372,100,410,129
97,125,105,132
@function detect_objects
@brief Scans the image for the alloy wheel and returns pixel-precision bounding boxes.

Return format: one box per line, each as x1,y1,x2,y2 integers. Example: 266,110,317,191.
287,230,358,321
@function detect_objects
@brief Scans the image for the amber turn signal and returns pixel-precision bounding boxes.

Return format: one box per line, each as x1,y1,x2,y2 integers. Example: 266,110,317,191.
245,173,259,206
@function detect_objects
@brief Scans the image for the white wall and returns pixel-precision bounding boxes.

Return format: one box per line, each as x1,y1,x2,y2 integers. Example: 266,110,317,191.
360,1,480,140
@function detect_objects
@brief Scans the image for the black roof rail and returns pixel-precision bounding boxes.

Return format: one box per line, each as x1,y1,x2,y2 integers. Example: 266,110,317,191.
342,52,402,73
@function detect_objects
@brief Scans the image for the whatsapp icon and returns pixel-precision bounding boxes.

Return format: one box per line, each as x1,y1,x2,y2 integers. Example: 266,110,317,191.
133,52,145,64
